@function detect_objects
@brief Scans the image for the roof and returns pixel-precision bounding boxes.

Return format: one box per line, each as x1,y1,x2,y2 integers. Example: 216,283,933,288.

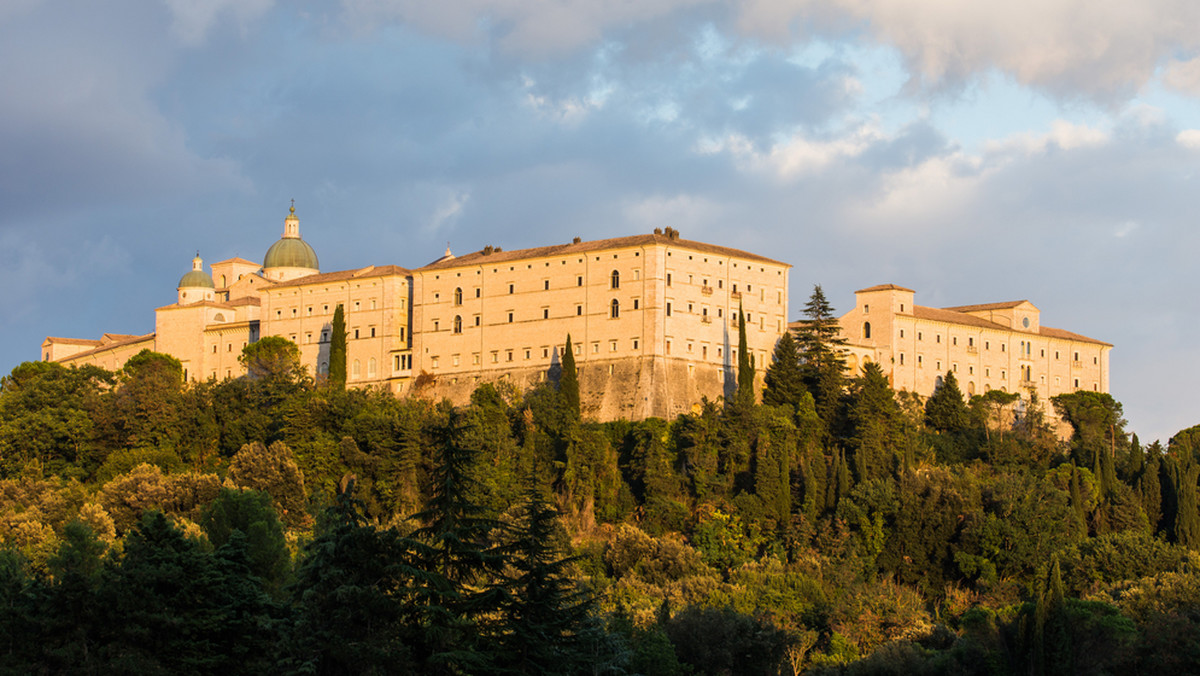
911,305,1110,346
943,300,1031,312
417,233,790,271
264,237,319,270
856,283,915,293
56,333,156,362
43,337,102,346
211,257,258,266
178,269,215,289
266,264,411,289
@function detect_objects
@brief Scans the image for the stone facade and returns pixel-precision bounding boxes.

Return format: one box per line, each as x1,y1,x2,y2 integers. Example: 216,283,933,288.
833,284,1111,401
43,207,790,420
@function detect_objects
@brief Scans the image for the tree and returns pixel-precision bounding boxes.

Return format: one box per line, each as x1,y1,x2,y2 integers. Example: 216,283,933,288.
240,336,309,390
328,304,347,389
735,303,755,410
498,483,594,674
201,488,291,592
925,371,970,433
0,361,110,477
560,334,580,420
762,330,805,410
844,362,905,482
227,441,309,529
795,285,848,424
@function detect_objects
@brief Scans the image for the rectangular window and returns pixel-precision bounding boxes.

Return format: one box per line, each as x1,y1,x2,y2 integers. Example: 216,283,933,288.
633,339,639,350
633,299,639,310
666,273,672,286
592,342,599,353
576,305,582,315
508,284,514,294
666,302,672,316
610,340,618,352
543,308,549,319
508,312,514,323
544,280,549,290
577,276,583,286
370,327,376,338
900,353,904,365
525,349,531,360
354,329,360,339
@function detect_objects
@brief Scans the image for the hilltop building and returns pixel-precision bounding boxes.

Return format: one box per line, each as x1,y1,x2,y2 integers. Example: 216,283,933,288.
832,284,1111,401
43,206,791,420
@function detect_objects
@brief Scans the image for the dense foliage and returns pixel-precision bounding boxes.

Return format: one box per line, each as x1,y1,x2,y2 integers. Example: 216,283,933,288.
2,313,1200,674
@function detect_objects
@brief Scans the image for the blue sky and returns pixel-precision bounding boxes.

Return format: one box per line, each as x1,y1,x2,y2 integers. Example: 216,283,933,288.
2,0,1198,442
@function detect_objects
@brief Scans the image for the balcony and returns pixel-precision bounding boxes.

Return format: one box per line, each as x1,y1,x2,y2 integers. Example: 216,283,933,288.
966,346,978,355
730,291,742,300
701,315,712,324
701,286,713,296
1071,361,1083,368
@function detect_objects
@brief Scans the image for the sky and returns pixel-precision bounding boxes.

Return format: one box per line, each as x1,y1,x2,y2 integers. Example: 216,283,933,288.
2,0,1198,443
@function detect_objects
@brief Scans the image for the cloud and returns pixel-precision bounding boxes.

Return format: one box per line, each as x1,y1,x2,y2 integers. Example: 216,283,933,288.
1176,129,1200,149
162,0,274,46
343,0,1200,102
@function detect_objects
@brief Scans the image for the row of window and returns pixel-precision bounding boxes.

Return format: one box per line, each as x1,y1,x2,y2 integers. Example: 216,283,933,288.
887,325,1101,365
272,298,392,320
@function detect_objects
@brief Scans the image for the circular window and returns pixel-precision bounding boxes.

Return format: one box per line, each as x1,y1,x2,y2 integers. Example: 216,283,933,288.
1022,317,1030,328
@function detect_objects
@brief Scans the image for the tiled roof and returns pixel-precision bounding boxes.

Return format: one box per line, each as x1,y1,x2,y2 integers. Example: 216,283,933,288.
417,233,789,271
267,265,411,289
43,337,103,346
212,257,259,266
942,300,1030,312
856,283,915,293
911,306,1109,345
58,333,155,361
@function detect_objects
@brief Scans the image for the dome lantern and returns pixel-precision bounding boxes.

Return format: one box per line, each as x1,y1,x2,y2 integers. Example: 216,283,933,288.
263,201,319,281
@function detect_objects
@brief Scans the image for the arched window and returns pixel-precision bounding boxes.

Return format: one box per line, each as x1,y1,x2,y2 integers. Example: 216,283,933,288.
863,322,871,339
611,270,620,289
319,361,328,374
453,315,462,334
610,299,620,318
968,381,976,396
454,287,463,305
352,360,361,378
368,358,377,378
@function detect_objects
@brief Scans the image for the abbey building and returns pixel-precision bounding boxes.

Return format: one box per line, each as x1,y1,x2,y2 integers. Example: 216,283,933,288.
834,284,1111,401
43,206,791,420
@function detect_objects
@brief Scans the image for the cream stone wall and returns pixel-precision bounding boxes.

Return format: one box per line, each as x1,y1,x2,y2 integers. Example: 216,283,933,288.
837,285,1111,403
411,235,789,417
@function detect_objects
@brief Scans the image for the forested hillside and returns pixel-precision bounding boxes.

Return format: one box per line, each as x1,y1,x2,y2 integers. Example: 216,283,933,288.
2,313,1199,674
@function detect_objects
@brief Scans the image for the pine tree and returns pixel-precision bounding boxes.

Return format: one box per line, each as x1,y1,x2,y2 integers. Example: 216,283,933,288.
328,304,347,389
560,334,580,420
795,285,848,424
499,482,594,674
762,331,805,410
924,371,970,433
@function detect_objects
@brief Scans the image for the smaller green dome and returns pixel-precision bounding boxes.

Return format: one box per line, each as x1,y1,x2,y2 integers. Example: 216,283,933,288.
264,238,319,270
178,269,215,289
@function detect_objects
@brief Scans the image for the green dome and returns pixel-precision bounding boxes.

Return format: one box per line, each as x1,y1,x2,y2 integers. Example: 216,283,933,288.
264,237,319,270
178,269,215,289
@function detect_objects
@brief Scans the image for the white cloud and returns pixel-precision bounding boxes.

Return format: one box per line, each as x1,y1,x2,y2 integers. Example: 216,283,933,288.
624,193,725,231
426,190,470,233
343,0,1200,101
1163,56,1200,96
1176,129,1200,149
163,0,274,46
985,120,1109,156
697,124,882,179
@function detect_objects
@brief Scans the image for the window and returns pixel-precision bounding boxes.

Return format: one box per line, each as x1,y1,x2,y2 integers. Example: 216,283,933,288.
507,350,513,362
633,299,639,310
476,288,481,298
525,349,531,360
666,302,672,316
544,280,549,290
577,276,583,286
508,284,514,294
610,299,620,318
370,327,375,338
475,316,480,326
592,343,599,354
900,353,904,365
353,360,361,378
453,316,462,334
863,322,871,339
918,355,923,366
454,288,462,305
900,329,905,338
666,273,672,286
508,312,514,323
368,358,377,377
355,329,361,339
611,270,620,289
864,304,870,314
952,337,957,346
576,305,583,316
610,340,618,352
633,339,639,350
543,308,549,319
969,337,974,347
1074,351,1080,361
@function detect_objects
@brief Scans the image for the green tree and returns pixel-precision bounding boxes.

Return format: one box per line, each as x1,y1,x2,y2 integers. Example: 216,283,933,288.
560,334,580,420
201,488,291,592
735,303,756,410
762,330,805,410
227,441,309,529
328,304,347,389
0,361,110,477
925,370,970,433
498,483,594,674
240,335,310,392
795,285,848,424
843,362,904,482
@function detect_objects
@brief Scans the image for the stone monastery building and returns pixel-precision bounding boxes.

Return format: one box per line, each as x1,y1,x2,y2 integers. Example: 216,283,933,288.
834,284,1111,400
43,206,792,420
42,206,1111,419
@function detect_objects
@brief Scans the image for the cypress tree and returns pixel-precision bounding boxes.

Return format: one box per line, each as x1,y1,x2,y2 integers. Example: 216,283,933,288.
736,303,755,409
1140,445,1163,531
328,304,347,389
560,334,580,419
1171,458,1200,548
